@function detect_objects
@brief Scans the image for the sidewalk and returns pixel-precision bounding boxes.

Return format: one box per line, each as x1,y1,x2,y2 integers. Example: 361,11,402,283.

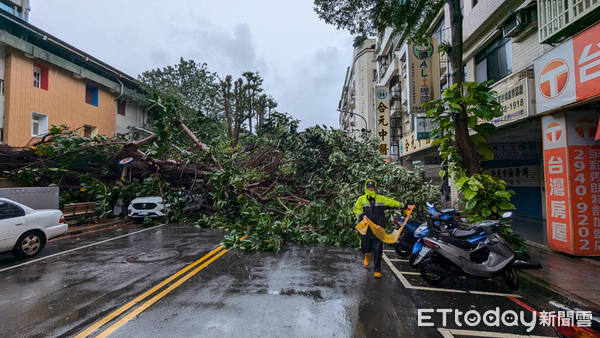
64,218,132,235
521,244,600,307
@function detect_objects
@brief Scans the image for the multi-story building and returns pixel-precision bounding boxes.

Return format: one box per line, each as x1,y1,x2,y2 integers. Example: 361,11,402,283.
340,0,600,250
338,38,377,140
533,1,600,256
0,10,146,146
0,0,30,21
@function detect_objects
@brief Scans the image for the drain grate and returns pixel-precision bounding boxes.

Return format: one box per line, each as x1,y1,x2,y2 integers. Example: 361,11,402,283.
125,249,180,263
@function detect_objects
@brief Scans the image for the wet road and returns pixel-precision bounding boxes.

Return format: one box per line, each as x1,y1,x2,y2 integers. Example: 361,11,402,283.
0,225,558,337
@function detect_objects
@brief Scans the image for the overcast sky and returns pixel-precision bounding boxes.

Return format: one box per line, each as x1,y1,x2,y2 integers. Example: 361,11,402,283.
30,0,354,129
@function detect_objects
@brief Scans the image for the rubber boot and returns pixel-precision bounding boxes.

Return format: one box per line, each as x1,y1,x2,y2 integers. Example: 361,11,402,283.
364,253,371,266
374,272,382,278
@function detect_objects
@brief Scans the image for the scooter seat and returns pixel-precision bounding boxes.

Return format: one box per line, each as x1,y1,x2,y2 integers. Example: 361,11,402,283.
441,235,476,250
451,228,478,239
441,208,460,216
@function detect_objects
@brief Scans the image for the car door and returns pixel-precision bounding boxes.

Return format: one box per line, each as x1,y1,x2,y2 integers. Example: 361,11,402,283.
0,201,27,253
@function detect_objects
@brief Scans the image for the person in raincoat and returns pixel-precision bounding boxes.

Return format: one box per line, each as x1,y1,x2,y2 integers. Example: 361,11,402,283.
353,179,412,278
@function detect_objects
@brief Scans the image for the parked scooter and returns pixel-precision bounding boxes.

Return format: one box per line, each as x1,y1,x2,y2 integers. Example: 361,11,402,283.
419,211,539,290
549,301,600,338
409,201,474,266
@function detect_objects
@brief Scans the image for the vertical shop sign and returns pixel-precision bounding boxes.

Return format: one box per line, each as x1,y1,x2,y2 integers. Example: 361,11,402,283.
566,111,600,255
542,114,572,253
375,86,391,159
408,38,440,114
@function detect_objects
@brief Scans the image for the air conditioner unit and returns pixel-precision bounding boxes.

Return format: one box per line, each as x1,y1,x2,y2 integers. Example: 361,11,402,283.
503,10,534,38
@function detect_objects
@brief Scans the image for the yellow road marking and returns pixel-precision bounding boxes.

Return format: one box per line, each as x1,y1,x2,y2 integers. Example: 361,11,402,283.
96,248,229,338
75,245,224,338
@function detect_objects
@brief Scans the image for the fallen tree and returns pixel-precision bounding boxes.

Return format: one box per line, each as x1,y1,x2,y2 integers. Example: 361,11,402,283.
1,98,439,252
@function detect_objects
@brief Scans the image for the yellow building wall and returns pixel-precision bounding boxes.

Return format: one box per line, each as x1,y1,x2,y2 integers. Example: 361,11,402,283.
3,48,116,146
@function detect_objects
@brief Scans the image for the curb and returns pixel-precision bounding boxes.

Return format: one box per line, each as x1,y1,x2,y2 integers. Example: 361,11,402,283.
65,219,129,235
517,269,600,308
526,240,600,267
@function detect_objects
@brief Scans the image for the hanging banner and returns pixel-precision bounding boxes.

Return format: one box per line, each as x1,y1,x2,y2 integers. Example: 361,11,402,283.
542,110,600,256
566,110,600,256
407,38,440,115
375,86,391,159
542,113,572,254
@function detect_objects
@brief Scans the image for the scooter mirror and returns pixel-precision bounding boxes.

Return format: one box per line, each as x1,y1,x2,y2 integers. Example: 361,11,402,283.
502,211,513,218
426,202,434,208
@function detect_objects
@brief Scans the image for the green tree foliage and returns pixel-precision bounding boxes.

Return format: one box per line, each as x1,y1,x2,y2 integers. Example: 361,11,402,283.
424,83,527,252
5,98,439,253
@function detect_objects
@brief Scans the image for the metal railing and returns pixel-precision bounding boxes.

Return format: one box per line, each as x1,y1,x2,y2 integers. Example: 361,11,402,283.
538,0,600,43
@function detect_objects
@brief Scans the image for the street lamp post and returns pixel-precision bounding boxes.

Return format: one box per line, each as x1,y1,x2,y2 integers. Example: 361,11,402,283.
337,109,372,134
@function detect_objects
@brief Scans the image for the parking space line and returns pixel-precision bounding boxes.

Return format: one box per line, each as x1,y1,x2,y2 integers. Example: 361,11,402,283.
382,253,412,288
0,224,167,273
437,328,554,338
400,271,420,275
388,258,409,262
383,253,523,298
410,286,467,293
470,290,521,298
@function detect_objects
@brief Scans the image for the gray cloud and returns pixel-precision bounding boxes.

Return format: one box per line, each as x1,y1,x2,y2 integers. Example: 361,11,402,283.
29,0,354,130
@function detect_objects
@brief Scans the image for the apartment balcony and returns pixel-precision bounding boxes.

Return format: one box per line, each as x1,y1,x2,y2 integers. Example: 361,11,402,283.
538,0,600,44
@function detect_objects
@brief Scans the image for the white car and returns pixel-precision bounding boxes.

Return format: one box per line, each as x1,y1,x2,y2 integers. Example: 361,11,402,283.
128,197,168,220
0,198,68,258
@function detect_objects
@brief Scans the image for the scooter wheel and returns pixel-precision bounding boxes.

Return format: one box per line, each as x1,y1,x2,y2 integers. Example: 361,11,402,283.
394,243,411,257
420,258,445,285
503,268,519,291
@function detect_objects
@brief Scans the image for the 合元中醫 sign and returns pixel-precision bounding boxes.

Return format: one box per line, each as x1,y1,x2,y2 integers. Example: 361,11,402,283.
375,86,391,159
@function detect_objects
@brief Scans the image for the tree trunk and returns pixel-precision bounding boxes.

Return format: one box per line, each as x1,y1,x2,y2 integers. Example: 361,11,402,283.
446,0,480,176
222,77,233,140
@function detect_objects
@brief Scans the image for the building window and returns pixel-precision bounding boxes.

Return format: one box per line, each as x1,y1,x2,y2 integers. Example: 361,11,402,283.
472,0,478,7
85,84,99,106
83,125,97,138
33,66,41,88
475,36,512,83
0,79,4,94
0,2,15,16
463,64,468,81
432,18,446,43
117,100,126,116
33,64,49,90
31,112,48,137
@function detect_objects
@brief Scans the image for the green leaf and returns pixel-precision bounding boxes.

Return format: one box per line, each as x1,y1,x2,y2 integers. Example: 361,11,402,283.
477,146,494,160
494,191,512,199
455,177,469,190
499,201,515,210
471,134,485,144
464,189,477,200
439,170,446,178
465,199,477,210
481,208,492,217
